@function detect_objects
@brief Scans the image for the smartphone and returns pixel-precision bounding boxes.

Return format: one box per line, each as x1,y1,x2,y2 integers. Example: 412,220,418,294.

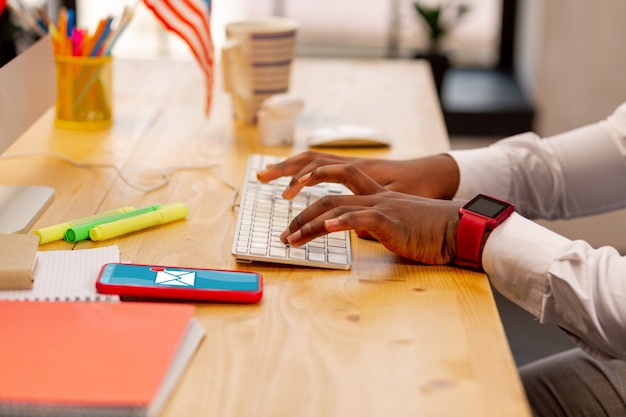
96,263,263,303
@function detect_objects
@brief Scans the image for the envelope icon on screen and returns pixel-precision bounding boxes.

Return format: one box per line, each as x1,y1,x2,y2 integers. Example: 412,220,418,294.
154,269,196,287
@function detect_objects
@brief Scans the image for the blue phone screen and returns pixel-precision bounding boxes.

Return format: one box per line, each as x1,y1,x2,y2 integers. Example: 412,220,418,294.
101,264,259,291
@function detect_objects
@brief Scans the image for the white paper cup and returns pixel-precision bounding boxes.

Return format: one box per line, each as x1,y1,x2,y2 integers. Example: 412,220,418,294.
222,17,298,124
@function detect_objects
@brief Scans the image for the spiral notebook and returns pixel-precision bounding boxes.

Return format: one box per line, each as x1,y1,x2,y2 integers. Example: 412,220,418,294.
0,245,120,301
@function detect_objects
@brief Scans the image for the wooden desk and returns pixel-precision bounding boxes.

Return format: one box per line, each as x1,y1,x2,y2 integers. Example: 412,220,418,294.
2,58,531,416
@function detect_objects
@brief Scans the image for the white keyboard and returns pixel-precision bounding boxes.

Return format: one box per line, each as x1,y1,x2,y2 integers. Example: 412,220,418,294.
232,154,352,270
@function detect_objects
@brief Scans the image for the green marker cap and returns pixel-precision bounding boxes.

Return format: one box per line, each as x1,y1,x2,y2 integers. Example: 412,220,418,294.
64,204,162,242
33,207,135,244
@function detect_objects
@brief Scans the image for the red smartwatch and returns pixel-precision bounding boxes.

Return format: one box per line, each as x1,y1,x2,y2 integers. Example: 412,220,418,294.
455,194,514,269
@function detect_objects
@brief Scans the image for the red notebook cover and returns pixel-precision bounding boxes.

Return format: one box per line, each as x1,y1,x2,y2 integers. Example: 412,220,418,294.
0,301,203,416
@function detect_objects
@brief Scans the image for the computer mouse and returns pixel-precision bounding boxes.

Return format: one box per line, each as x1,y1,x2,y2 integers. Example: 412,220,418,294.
306,125,392,148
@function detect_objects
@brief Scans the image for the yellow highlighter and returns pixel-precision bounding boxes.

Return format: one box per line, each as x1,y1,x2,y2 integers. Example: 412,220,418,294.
89,203,188,241
34,206,135,244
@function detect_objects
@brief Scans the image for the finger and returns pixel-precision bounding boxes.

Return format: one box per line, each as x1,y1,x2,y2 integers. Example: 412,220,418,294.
281,192,385,244
282,205,365,246
256,151,346,183
324,210,408,254
299,164,386,196
285,207,395,248
281,156,359,199
355,230,375,240
257,153,353,199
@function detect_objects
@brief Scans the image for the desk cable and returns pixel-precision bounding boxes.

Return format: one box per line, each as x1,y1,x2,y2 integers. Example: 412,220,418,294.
0,149,240,206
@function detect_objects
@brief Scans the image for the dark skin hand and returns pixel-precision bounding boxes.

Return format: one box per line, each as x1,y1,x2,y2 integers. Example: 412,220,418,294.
256,150,461,200
271,163,462,265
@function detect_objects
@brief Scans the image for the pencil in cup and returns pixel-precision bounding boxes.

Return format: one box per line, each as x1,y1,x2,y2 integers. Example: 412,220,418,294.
54,54,113,130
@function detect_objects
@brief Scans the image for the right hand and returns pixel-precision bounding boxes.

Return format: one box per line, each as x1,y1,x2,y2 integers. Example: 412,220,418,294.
256,150,460,200
278,163,462,265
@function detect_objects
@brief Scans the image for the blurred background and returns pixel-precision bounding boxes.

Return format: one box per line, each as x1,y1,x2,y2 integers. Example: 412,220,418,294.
64,0,626,142
4,0,626,365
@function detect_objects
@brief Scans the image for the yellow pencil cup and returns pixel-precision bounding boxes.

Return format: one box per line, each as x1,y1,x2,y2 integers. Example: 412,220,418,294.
54,55,113,130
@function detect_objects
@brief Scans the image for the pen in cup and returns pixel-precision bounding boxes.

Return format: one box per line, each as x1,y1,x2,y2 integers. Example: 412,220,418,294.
34,206,135,244
89,203,189,241
64,204,162,243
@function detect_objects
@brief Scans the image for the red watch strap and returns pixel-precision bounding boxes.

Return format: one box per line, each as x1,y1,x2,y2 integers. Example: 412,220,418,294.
455,213,487,269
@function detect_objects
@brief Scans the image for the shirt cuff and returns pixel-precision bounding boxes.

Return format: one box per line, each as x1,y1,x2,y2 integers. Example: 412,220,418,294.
448,145,514,201
481,212,571,318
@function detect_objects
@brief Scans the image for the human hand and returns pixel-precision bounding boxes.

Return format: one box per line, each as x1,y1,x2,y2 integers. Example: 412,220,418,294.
280,163,462,265
256,150,460,200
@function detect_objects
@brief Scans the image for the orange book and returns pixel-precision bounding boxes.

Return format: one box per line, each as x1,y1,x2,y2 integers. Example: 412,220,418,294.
0,301,204,416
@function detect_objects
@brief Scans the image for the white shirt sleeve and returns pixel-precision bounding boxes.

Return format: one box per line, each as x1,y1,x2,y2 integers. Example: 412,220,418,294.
447,102,626,359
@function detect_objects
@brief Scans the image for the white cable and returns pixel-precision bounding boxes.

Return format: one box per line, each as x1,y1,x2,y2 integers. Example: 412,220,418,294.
0,150,240,204
163,163,240,208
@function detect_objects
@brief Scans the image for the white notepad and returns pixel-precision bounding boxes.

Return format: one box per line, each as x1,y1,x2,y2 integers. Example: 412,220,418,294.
0,245,120,301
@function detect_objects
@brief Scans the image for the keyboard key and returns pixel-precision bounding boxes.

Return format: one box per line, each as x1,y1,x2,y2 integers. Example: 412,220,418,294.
288,247,306,260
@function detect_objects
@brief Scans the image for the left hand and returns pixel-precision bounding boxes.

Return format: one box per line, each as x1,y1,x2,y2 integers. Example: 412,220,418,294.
256,150,460,200
280,163,462,265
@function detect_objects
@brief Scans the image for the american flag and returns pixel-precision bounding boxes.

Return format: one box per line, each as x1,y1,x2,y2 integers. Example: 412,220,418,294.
142,0,214,115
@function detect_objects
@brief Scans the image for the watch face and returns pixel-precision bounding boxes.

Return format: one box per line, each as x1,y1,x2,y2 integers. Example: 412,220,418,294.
465,194,510,219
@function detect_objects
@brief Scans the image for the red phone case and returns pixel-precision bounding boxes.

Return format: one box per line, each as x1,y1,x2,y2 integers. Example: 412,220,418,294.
96,263,263,303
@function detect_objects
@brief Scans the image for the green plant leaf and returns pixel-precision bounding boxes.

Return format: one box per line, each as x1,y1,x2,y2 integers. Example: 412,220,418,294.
413,1,471,53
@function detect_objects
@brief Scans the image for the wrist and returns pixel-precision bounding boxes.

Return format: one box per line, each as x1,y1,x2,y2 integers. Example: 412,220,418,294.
454,194,514,270
478,230,492,266
447,214,461,264
439,154,461,200
415,154,460,199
